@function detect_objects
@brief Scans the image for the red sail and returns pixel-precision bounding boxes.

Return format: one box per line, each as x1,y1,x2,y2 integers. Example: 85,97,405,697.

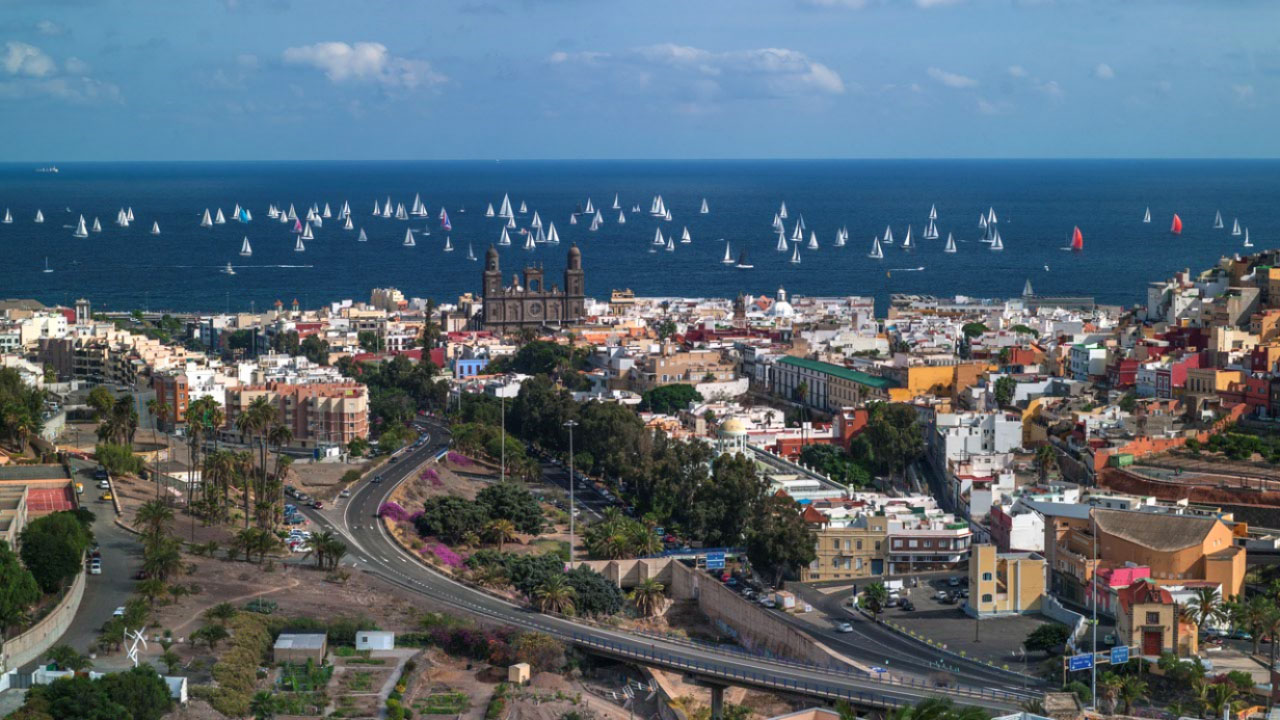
1071,226,1083,251
1171,214,1182,234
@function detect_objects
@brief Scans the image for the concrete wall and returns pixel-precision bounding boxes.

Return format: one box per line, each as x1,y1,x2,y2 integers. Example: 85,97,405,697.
0,568,86,673
1042,595,1086,651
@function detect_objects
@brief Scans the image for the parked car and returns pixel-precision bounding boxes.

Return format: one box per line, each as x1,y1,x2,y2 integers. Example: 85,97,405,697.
310,500,324,510
338,489,351,498
97,480,111,490
113,606,126,618
900,600,915,611
99,492,113,502
89,560,102,575
947,577,961,587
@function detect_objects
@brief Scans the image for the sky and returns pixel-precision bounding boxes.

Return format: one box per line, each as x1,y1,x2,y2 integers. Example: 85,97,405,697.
0,0,1277,161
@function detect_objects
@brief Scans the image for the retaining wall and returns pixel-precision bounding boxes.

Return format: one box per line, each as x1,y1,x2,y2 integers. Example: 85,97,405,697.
0,569,86,673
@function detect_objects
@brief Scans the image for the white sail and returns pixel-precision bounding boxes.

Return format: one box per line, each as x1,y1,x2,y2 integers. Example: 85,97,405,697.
279,212,289,224
43,257,52,274
589,213,601,231
301,224,314,241
681,227,691,243
902,226,913,250
240,236,253,256
618,211,626,224
373,200,382,217
772,214,783,231
288,204,298,221
988,207,998,224
612,193,621,210
664,209,672,221
791,221,803,242
666,235,675,252
323,203,332,218
791,244,801,265
344,216,354,230
126,207,135,222
924,219,939,240
444,236,454,252
654,227,665,246
979,213,988,229
569,214,578,226
467,242,476,261
499,193,513,218
215,208,226,224
929,203,937,221
779,202,788,219
776,231,789,253
73,215,89,238
1143,207,1151,224
295,235,306,252
807,231,819,250
1244,228,1253,248
722,242,734,264
201,209,212,227
499,227,512,246
223,262,235,275
312,215,323,228
531,211,542,229
1214,211,1224,229
868,237,883,259
883,226,894,245
834,228,846,248
486,203,495,217
403,228,416,247
150,221,160,235
506,216,516,229
358,228,368,242
990,228,1004,251
342,200,351,218
523,231,536,251
396,203,408,220
519,200,529,215
91,217,101,232
2,209,10,224
944,233,956,254
547,222,560,245
1232,219,1241,236
535,225,546,243
700,198,709,214
383,198,393,217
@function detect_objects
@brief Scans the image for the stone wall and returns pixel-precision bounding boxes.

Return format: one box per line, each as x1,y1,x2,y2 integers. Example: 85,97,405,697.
0,568,86,673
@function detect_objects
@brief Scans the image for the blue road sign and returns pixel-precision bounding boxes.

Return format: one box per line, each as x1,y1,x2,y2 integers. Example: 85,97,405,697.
1110,646,1129,665
1069,654,1094,672
706,551,726,570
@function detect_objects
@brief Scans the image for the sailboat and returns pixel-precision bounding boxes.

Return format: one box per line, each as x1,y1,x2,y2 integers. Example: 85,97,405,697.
882,226,894,245
1,209,10,224
666,235,675,252
700,198,709,214
1232,218,1241,236
215,208,226,224
869,236,885,259
923,218,939,240
944,233,957,254
590,211,602,231
664,208,672,222
73,215,89,238
441,209,452,231
373,201,382,217
42,257,53,274
287,204,298,221
530,211,542,229
343,216,354,230
33,209,44,223
150,221,161,235
987,207,998,225
127,207,135,222
1070,226,1084,251
301,223,315,241
499,227,512,246
395,203,409,221
223,262,236,275
519,200,529,215
990,228,1004,251
1244,228,1253,248
929,204,937,221
779,202,788,219
791,221,803,243
1171,214,1183,235
357,228,368,242
569,214,578,226
1214,211,1224,229
901,226,913,251
612,193,621,210
722,242,735,265
323,203,332,218
772,214,783,231
341,200,351,219
467,242,477,261
790,244,801,264
523,231,536,251
834,228,846,248
201,209,213,227
498,193,513,218
653,228,666,246
979,213,988,229
444,236,454,252
735,249,753,269
631,204,641,213
618,211,626,224
485,203,496,218
681,227,691,244
91,217,101,233
295,235,306,252
776,231,789,253
240,237,253,256
807,231,819,250
403,228,416,247
1143,207,1151,224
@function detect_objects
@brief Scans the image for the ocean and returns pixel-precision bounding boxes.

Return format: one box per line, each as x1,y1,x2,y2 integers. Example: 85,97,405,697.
1,160,1276,315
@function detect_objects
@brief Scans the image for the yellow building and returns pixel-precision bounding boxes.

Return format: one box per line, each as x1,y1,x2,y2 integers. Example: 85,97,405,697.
1116,580,1198,657
800,515,888,582
966,544,1047,617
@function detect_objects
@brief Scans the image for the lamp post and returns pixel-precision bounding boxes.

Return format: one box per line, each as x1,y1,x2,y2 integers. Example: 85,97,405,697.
500,389,506,480
564,419,579,564
1091,508,1098,711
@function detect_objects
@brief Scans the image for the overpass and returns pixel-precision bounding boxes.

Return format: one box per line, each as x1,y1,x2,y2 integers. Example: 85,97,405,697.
303,426,1040,714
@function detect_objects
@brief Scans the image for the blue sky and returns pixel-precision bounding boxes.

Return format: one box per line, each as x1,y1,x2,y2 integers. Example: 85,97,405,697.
1,0,1276,160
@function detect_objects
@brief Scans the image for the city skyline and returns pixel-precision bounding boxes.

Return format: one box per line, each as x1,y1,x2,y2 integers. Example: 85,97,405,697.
1,0,1276,161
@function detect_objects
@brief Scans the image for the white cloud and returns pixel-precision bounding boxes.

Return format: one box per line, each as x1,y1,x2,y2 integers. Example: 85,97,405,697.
283,41,445,90
3,42,56,78
927,66,977,89
1093,63,1114,80
1035,79,1064,101
1233,84,1255,101
1007,65,1028,78
64,57,89,75
35,20,65,36
548,44,845,100
977,98,1010,115
915,0,963,7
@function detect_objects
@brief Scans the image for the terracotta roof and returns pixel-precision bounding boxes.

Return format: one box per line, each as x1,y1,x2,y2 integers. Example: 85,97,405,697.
801,506,829,526
1117,579,1173,615
1093,508,1220,553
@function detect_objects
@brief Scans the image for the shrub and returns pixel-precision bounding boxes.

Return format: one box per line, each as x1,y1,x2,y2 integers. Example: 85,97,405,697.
378,502,410,523
430,544,465,569
447,452,472,466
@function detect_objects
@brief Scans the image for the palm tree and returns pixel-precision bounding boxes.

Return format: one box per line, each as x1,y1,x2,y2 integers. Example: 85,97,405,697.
532,575,576,615
1116,675,1147,715
233,528,257,562
137,577,168,607
1035,444,1056,482
1098,672,1123,715
1240,594,1273,655
1186,586,1225,635
250,691,277,720
863,582,889,622
629,578,666,617
472,564,508,588
204,602,238,626
483,519,518,552
143,538,184,582
135,500,173,539
268,423,293,524
247,396,277,499
146,399,170,499
1204,682,1236,718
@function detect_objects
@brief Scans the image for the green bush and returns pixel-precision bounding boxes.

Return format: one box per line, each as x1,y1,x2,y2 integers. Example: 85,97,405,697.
95,443,145,475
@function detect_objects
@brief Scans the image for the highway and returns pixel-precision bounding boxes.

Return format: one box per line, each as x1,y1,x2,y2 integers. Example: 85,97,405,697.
304,424,1037,713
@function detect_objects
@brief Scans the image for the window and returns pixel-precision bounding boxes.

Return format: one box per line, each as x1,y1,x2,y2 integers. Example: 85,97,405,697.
833,539,840,550
908,539,918,549
1146,612,1160,625
856,540,863,551
855,558,863,570
982,572,992,582
982,594,993,603
875,541,881,551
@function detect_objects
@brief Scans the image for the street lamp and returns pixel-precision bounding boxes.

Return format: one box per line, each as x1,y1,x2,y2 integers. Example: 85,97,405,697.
564,419,579,564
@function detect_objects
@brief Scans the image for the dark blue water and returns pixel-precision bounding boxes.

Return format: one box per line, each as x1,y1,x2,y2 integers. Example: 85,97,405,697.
1,160,1276,314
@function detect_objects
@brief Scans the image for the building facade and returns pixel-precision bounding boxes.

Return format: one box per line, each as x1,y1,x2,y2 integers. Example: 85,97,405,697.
224,382,370,449
966,544,1046,617
481,245,586,332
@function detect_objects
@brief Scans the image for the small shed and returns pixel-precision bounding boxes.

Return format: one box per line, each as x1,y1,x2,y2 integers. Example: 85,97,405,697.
508,663,531,685
273,633,328,664
355,631,396,651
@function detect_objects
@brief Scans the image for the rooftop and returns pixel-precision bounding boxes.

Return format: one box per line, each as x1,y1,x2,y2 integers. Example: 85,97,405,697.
776,355,896,389
274,633,327,650
1094,508,1220,552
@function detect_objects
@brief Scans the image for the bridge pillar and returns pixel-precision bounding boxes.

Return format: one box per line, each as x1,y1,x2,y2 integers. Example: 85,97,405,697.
709,682,726,720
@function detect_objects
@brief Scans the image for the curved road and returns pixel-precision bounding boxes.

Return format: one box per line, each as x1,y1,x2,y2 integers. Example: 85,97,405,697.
303,425,1036,713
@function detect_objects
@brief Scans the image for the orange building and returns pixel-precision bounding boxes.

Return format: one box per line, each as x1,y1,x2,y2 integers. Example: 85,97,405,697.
224,382,370,449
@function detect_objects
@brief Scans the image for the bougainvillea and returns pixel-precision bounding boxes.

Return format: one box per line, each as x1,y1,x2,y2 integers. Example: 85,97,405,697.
377,501,409,522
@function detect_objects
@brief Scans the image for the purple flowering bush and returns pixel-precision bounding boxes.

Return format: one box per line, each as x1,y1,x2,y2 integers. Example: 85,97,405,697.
447,452,472,467
377,501,409,523
430,543,465,568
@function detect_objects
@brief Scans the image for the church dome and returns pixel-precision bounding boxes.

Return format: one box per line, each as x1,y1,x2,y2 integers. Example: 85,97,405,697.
769,287,794,318
718,417,748,437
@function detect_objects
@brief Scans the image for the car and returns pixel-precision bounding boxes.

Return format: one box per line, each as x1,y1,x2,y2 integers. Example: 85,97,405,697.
371,475,383,484
900,600,915,611
310,501,324,509
836,622,854,633
285,515,306,525
947,577,961,587
99,492,113,502
113,606,126,618
388,456,397,464
97,479,110,489
935,591,949,601
338,489,351,498
89,561,102,575
1230,629,1253,641
725,578,738,587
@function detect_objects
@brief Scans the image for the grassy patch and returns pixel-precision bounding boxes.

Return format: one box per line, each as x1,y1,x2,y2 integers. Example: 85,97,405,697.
415,691,472,715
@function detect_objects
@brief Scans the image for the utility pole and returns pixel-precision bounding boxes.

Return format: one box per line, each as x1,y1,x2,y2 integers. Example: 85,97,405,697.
1091,509,1098,711
564,419,579,563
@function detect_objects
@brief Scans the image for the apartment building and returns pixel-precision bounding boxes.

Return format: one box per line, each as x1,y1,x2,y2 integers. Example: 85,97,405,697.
629,347,736,393
799,513,888,582
966,544,1046,617
771,355,894,413
225,382,370,449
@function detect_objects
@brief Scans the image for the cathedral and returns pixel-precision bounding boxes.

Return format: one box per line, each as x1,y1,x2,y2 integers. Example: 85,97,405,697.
480,244,586,332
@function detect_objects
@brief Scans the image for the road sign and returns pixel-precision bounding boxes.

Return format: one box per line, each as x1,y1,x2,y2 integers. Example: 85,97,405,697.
706,551,726,570
1068,654,1094,672
1110,646,1129,665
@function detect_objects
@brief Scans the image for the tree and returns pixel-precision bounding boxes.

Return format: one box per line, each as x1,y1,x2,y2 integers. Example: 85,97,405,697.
629,578,666,617
96,666,173,720
137,577,168,607
20,512,91,593
513,632,566,673
87,386,115,421
565,566,624,616
26,675,128,720
532,574,577,615
47,644,93,671
203,602,238,626
851,403,923,483
1203,682,1237,719
1035,444,1057,482
1116,675,1147,715
640,384,703,415
863,582,888,621
483,519,518,552
415,496,489,544
191,623,230,650
690,452,766,547
961,322,989,339
747,494,816,586
1023,622,1071,655
251,690,278,720
0,539,40,636
799,444,872,488
358,330,380,353
993,376,1017,407
1186,586,1225,635
134,500,172,540
476,482,545,535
